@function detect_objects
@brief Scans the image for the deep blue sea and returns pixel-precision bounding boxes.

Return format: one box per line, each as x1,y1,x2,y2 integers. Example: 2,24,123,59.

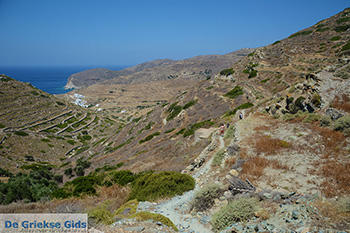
0,65,126,94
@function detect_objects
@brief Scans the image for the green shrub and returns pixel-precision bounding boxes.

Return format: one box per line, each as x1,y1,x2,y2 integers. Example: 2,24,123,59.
224,125,235,139
260,78,270,83
67,140,76,145
115,199,139,218
225,102,254,117
70,176,96,196
311,93,322,108
165,128,175,133
302,113,321,123
336,17,350,24
14,131,29,136
289,30,312,38
183,99,198,109
248,69,258,79
212,148,226,167
75,146,90,155
224,86,244,99
167,105,183,120
341,41,350,51
272,40,281,45
111,170,135,186
88,201,114,225
183,120,214,137
131,212,178,231
330,35,341,41
320,115,332,127
76,158,91,169
54,175,63,183
220,68,235,76
334,25,350,32
0,124,5,128
57,123,68,129
191,183,222,212
50,188,70,199
0,168,13,177
64,168,73,177
74,166,85,176
139,132,160,144
332,116,350,134
41,138,50,142
211,197,258,232
283,110,307,121
129,171,195,202
316,27,330,32
339,195,350,213
31,90,39,96
1,169,58,204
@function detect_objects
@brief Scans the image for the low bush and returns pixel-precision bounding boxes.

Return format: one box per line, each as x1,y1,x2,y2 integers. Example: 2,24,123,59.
220,68,235,76
191,183,222,212
330,35,341,41
211,197,258,232
88,201,114,225
320,115,332,127
139,132,160,144
115,199,139,218
14,131,28,136
332,116,350,135
225,102,254,117
289,30,312,38
334,25,350,32
0,169,58,204
339,195,350,213
183,99,198,109
224,86,244,99
302,113,321,123
131,212,178,231
341,41,350,51
129,171,195,202
183,120,214,137
224,125,235,139
212,148,226,167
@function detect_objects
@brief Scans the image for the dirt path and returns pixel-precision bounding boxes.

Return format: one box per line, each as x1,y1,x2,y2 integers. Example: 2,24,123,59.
139,130,224,233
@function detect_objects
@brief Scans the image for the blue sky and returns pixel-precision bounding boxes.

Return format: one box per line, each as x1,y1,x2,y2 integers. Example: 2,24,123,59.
0,0,349,66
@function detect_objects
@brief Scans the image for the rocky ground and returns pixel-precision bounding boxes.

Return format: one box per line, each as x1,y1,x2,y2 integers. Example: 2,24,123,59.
96,112,349,233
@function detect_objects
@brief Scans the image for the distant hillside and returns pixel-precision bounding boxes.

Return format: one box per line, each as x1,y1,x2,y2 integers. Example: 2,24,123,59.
64,59,176,89
61,48,254,120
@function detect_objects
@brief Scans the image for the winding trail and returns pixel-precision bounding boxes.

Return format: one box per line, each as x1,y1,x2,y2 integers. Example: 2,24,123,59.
144,130,225,232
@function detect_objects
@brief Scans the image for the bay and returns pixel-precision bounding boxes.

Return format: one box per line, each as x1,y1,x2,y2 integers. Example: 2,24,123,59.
0,65,126,94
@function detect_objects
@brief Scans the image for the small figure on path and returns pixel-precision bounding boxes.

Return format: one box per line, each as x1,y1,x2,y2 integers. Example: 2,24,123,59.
239,112,243,120
220,124,225,137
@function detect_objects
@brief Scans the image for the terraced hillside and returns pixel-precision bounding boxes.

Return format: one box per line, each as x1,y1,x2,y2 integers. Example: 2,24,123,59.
0,75,122,174
68,8,350,178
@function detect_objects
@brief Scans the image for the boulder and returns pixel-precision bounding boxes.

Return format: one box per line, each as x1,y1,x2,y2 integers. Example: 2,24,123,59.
229,169,239,177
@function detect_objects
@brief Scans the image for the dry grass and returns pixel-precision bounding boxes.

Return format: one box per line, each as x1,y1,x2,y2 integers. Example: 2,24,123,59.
224,157,237,168
318,161,350,198
312,198,350,230
253,135,292,155
240,156,289,181
332,94,350,113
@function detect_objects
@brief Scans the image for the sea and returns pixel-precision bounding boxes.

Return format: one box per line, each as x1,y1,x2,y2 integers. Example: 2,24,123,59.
0,65,127,94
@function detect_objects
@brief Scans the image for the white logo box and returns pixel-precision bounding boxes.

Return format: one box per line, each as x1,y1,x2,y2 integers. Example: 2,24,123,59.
0,213,88,233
